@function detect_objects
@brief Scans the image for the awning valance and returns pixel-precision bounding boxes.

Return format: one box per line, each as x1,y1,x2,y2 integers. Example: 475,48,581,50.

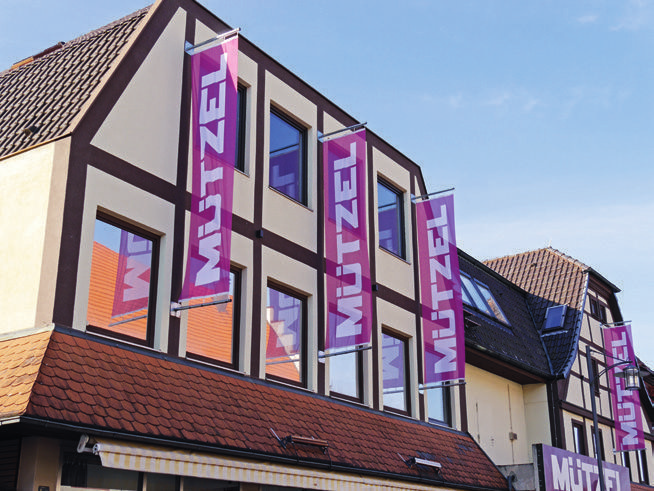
92,439,453,491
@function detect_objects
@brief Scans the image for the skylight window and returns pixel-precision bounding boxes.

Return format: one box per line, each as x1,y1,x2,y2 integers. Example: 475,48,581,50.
460,273,510,325
460,274,491,315
543,305,567,331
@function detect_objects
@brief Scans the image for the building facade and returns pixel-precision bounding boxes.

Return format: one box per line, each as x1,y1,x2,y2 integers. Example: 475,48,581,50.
0,1,508,490
0,1,652,491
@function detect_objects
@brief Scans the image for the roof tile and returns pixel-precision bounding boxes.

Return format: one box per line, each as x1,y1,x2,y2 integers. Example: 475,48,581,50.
4,329,508,489
0,8,148,159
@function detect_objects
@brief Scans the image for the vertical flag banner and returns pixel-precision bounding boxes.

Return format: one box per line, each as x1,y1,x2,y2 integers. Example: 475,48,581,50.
416,194,465,384
112,230,152,317
603,324,645,452
180,37,238,301
323,130,372,350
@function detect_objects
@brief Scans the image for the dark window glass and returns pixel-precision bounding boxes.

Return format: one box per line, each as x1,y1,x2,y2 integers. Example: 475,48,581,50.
382,332,408,412
624,451,632,472
637,449,649,483
87,217,157,345
186,269,239,368
544,305,567,330
572,422,587,456
592,428,606,461
235,85,247,172
591,359,601,396
377,179,405,258
265,285,305,385
329,348,362,401
589,297,608,323
269,108,306,204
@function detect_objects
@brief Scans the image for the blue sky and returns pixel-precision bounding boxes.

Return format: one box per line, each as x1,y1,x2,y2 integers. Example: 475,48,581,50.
2,0,652,364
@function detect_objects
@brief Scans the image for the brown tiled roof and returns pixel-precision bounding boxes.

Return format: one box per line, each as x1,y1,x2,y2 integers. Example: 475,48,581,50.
1,329,508,489
484,247,588,376
0,7,149,159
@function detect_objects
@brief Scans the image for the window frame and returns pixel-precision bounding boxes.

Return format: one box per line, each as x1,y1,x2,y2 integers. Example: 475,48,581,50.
185,266,241,370
381,329,410,415
86,213,159,348
591,427,606,462
328,348,364,403
268,106,308,205
264,282,308,388
377,177,406,259
235,84,247,173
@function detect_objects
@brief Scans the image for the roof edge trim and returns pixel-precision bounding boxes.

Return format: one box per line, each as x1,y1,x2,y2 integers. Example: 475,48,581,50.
66,3,159,136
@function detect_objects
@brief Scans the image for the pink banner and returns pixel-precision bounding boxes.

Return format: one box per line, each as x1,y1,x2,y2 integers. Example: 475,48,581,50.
324,130,372,350
180,37,238,301
112,230,152,317
416,194,465,384
603,324,645,452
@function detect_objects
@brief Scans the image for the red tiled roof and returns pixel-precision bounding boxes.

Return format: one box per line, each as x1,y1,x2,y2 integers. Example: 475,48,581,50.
2,329,508,489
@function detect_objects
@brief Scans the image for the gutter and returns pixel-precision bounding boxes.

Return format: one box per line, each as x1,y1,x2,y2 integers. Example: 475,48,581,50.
18,415,508,491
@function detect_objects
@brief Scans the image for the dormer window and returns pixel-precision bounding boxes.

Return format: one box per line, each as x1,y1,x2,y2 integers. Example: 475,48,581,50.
543,304,567,331
460,273,509,325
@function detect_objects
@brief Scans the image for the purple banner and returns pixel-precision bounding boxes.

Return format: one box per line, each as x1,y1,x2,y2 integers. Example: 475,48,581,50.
266,289,302,360
323,130,372,350
603,324,645,452
111,230,152,317
180,37,238,301
416,194,465,384
540,444,630,491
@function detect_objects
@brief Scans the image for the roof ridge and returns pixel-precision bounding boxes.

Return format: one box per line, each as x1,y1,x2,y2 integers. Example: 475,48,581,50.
65,5,151,49
484,246,589,272
543,246,589,271
1,6,150,78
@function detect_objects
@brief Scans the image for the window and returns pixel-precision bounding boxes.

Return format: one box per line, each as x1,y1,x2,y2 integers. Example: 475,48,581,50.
427,387,450,425
637,449,649,483
589,297,607,323
572,421,587,456
87,216,157,345
382,331,409,413
329,348,363,401
265,285,306,385
235,85,247,172
544,305,567,331
269,108,307,204
623,451,632,473
377,179,405,258
460,273,510,325
591,427,606,461
186,269,240,369
591,359,601,396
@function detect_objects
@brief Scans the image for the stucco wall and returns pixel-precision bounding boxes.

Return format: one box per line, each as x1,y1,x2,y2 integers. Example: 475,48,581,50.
0,140,68,335
466,364,531,465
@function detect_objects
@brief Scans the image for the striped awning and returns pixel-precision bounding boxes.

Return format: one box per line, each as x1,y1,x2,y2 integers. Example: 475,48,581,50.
93,439,452,491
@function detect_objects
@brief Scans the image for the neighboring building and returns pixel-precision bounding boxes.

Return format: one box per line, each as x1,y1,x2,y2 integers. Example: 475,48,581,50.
0,1,510,490
485,247,654,489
